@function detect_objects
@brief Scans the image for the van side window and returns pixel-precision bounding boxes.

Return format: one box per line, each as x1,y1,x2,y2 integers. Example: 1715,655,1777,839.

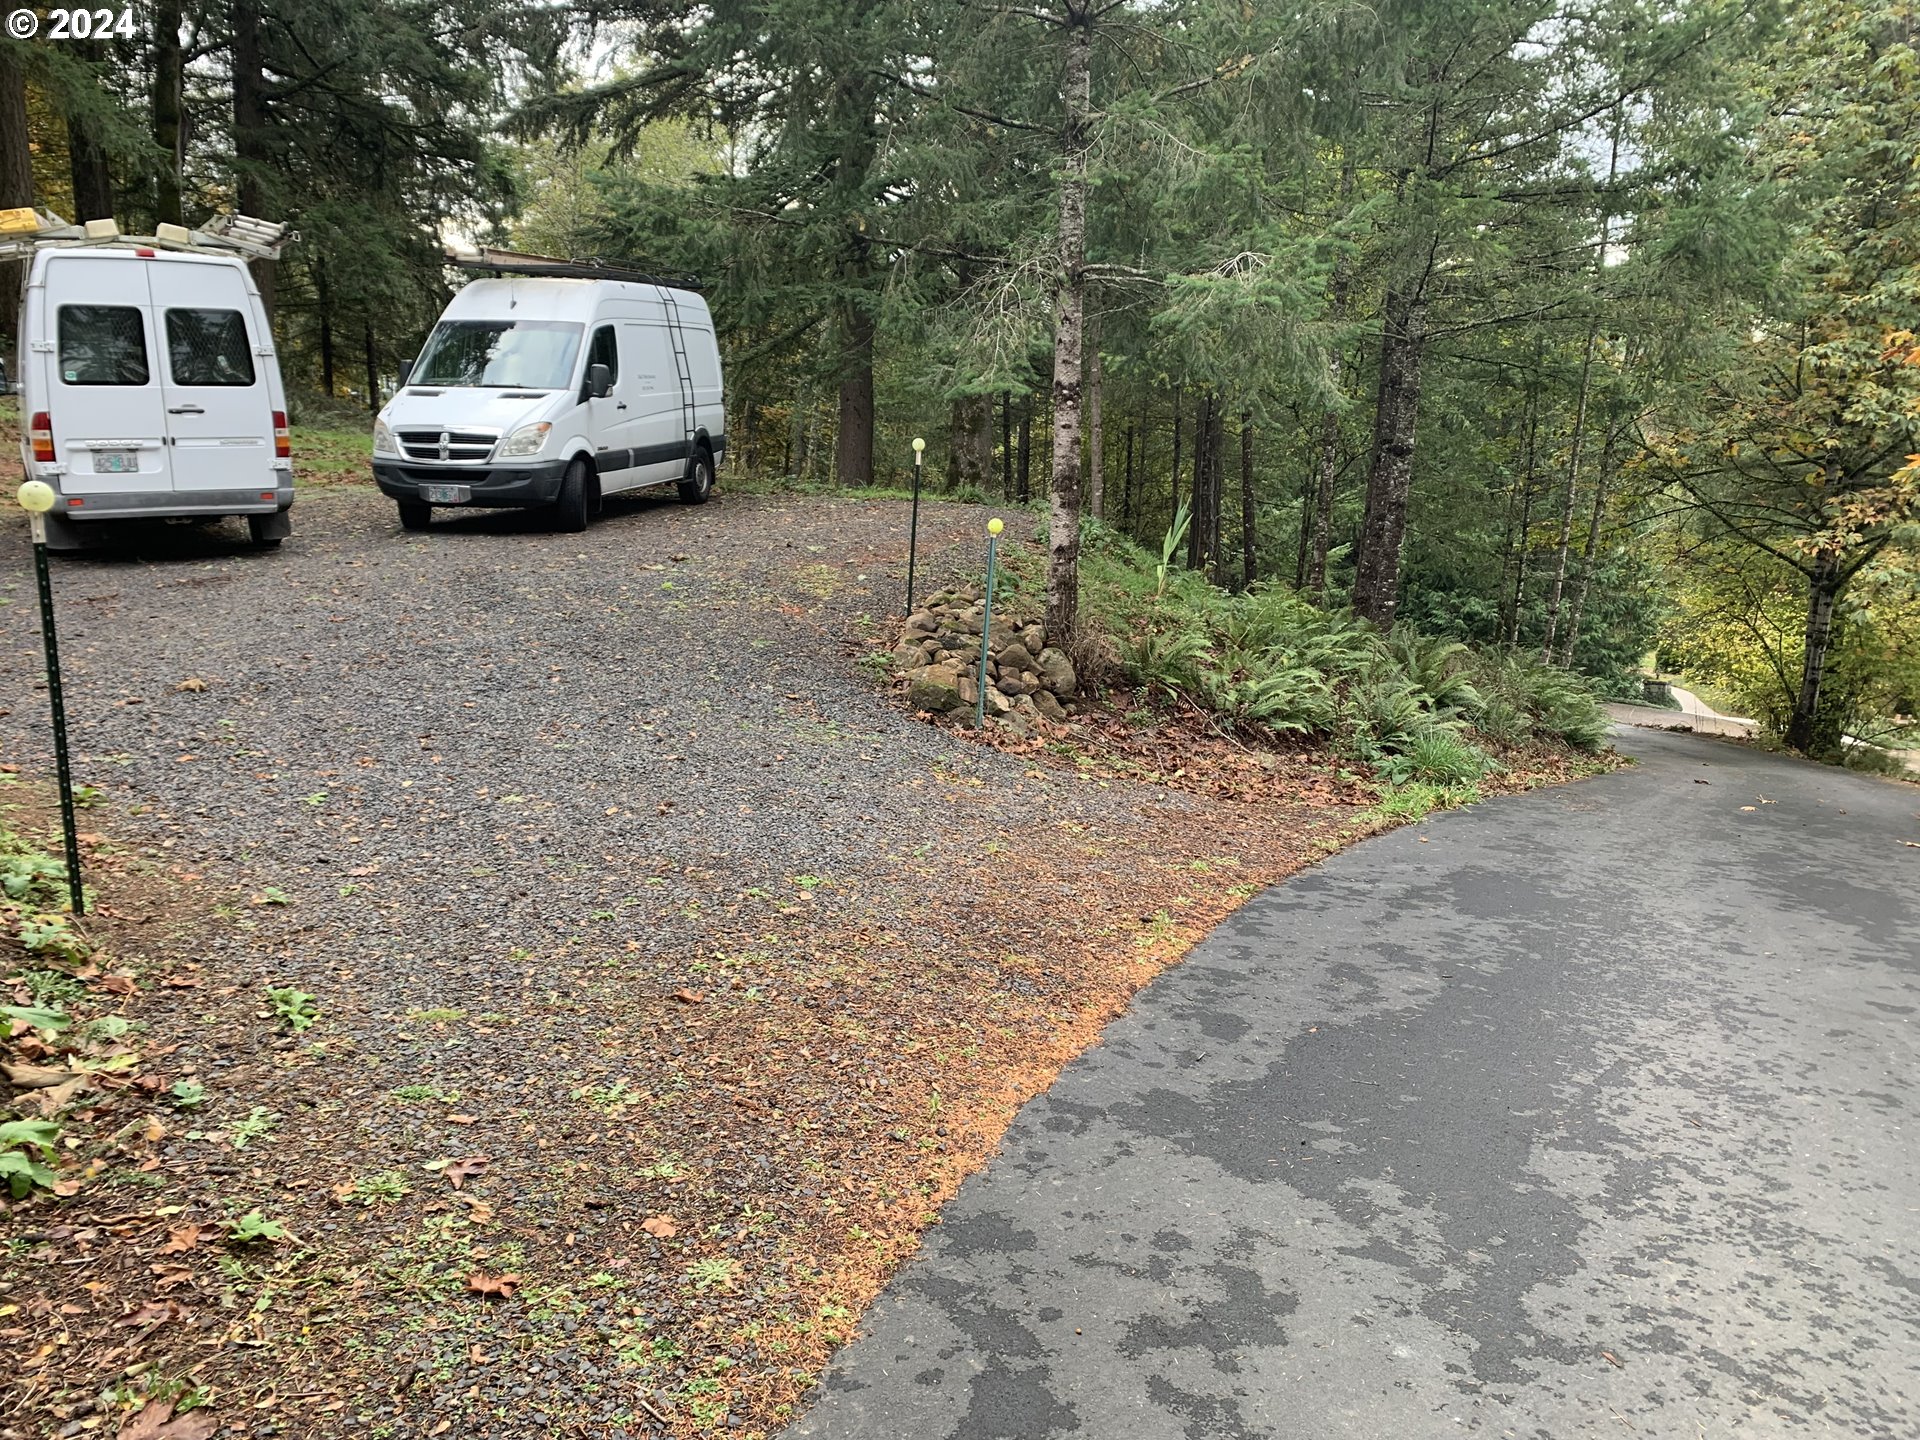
58,305,150,386
581,324,617,402
166,309,257,387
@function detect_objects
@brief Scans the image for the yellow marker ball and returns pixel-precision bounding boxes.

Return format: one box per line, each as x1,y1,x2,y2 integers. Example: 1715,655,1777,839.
912,436,926,454
16,481,56,515
987,518,1004,536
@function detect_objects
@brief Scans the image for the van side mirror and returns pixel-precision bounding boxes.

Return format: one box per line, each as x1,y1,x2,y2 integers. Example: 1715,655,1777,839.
587,362,613,399
395,356,414,387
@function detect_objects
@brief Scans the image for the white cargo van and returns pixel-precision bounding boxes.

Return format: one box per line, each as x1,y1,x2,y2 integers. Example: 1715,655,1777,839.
374,255,725,533
6,211,296,549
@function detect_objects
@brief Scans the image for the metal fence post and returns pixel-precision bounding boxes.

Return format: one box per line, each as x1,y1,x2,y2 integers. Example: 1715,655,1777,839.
974,517,1003,730
16,482,85,915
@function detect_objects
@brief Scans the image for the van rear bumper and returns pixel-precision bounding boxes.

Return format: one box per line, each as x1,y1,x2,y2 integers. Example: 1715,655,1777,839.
54,486,294,519
373,459,567,507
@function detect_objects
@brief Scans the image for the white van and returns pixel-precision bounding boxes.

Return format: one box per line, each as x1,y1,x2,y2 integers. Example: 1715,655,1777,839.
9,215,294,549
373,264,724,533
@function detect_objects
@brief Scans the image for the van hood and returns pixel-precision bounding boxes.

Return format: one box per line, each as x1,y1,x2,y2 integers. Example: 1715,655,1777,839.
380,387,564,434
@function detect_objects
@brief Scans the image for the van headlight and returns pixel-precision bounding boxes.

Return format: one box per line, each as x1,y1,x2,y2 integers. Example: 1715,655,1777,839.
373,418,399,456
497,422,552,459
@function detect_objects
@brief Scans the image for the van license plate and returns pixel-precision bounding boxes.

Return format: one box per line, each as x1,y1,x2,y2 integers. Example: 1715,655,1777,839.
95,450,139,474
421,484,469,503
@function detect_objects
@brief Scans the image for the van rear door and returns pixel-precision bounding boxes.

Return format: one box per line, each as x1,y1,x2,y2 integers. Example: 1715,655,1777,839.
148,260,274,495
44,255,173,496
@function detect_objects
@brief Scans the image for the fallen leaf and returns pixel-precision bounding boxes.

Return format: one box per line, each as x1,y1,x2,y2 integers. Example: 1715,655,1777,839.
466,1271,521,1298
468,1343,493,1364
642,1215,679,1239
1740,805,1756,812
175,678,208,693
151,1264,194,1291
1601,1349,1625,1368
161,1223,218,1253
443,1155,491,1190
2,1062,82,1089
118,1298,186,1327
672,988,706,1005
446,1114,478,1125
118,1400,218,1439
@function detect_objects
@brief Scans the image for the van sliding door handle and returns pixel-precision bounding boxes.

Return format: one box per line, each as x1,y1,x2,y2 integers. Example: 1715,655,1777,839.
616,402,628,410
167,405,204,415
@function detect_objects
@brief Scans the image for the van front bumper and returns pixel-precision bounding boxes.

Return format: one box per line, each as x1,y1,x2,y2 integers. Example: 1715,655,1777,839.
373,459,567,508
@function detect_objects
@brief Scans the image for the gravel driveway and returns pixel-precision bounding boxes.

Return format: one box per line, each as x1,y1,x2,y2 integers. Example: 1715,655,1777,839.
0,484,1359,1439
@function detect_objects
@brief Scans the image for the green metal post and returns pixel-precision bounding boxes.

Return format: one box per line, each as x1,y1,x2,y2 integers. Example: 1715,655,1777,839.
22,503,85,914
907,439,925,615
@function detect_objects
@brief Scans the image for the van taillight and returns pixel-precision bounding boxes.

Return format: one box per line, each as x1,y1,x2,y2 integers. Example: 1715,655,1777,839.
273,411,290,458
29,412,55,463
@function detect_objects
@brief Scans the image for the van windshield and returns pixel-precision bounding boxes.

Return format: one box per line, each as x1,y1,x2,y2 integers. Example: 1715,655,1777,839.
411,319,583,390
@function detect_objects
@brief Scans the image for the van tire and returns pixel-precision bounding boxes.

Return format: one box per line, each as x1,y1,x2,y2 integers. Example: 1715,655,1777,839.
398,501,432,532
247,515,283,548
678,446,714,505
554,459,591,533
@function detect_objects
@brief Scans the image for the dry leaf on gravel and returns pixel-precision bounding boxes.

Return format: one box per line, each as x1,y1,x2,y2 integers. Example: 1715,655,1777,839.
3,1062,83,1089
672,988,706,1004
161,1223,218,1253
442,1155,491,1189
118,1299,186,1327
118,1401,218,1440
642,1215,679,1238
466,1272,520,1298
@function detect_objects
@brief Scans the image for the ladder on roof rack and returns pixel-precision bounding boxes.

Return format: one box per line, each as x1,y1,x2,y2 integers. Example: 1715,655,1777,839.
657,286,700,469
446,244,703,292
0,207,294,264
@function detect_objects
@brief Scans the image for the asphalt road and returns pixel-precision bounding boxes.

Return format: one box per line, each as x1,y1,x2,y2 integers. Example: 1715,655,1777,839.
790,729,1920,1439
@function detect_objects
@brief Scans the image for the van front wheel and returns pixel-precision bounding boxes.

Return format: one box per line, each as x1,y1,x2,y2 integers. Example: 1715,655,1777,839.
398,500,431,532
678,447,714,505
553,458,591,533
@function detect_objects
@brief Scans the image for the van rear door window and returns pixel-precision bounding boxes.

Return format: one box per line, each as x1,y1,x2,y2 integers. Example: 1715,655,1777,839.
166,309,257,386
58,305,150,386
412,319,584,390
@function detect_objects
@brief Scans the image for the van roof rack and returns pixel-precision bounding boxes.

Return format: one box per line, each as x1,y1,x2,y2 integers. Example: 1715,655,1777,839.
445,244,702,292
0,207,295,263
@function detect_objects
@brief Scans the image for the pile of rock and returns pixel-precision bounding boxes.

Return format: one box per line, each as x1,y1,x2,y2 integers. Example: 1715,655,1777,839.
890,588,1078,727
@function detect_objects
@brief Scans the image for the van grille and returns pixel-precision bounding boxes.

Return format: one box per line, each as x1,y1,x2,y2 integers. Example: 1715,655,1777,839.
397,428,498,464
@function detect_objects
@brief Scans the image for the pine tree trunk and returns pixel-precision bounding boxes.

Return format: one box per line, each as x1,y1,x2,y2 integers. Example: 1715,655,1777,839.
1169,384,1183,521
67,44,115,224
1352,286,1429,626
317,259,335,397
0,42,33,354
1507,389,1541,644
1208,400,1226,586
230,0,277,322
1000,392,1014,497
1086,312,1105,520
1307,162,1353,601
1239,411,1257,590
1122,419,1136,530
363,322,379,412
152,0,185,226
833,298,874,487
1188,391,1210,571
1541,323,1599,660
1787,547,1844,757
949,393,993,494
1017,403,1032,503
1042,11,1093,646
1558,423,1617,667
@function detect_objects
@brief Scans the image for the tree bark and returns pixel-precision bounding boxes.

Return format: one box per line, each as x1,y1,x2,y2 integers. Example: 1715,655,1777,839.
1351,285,1430,626
1207,399,1226,586
1787,546,1843,757
230,0,277,321
1306,162,1353,601
1000,392,1014,497
1239,411,1257,590
1540,322,1599,660
1188,391,1210,571
1506,387,1542,644
363,321,378,412
1016,401,1032,503
1557,422,1617,667
949,393,994,494
152,0,185,226
317,258,335,397
1042,10,1093,646
0,42,32,354
1086,311,1104,519
833,297,875,487
1169,384,1183,521
66,47,115,224
1122,419,1135,530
